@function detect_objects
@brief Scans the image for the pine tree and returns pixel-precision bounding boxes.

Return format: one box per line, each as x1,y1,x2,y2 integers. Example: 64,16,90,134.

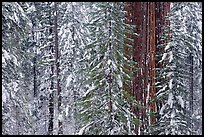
57,2,91,134
177,2,202,135
154,2,202,135
78,2,139,135
2,2,33,135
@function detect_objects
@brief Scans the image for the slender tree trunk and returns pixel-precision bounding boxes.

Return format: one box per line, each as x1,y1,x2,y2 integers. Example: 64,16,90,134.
107,4,113,133
32,24,38,134
48,3,54,134
189,53,193,134
54,2,63,135
71,3,77,133
16,105,19,135
33,26,37,99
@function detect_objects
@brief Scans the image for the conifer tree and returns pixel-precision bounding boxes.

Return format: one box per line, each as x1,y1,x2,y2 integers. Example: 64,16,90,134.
2,2,33,135
154,2,202,135
78,2,139,135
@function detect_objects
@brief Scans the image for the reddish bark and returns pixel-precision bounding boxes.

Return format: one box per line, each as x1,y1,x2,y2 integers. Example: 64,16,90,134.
125,2,170,134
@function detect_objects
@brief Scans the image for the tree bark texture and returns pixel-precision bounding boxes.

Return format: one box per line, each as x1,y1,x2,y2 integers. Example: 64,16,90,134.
54,2,63,135
124,2,170,135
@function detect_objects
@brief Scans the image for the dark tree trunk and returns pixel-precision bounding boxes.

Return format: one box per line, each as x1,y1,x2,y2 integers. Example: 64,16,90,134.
107,4,113,133
48,3,54,135
54,2,63,135
124,2,170,135
189,53,193,134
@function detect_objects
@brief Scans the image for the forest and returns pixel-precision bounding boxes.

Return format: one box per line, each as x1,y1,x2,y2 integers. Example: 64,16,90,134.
2,2,202,135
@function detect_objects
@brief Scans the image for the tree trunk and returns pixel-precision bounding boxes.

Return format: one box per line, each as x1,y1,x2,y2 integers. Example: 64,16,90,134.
54,2,63,135
108,4,113,133
189,53,193,134
48,3,54,134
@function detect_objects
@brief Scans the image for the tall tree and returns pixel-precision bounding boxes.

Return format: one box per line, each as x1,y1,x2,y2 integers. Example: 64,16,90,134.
78,2,139,135
53,2,63,135
2,2,33,135
154,2,202,135
58,2,92,134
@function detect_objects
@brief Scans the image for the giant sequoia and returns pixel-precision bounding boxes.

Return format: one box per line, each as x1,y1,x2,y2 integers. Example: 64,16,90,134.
2,2,202,135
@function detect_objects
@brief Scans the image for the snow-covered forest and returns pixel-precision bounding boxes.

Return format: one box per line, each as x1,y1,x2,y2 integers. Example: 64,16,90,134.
2,2,202,135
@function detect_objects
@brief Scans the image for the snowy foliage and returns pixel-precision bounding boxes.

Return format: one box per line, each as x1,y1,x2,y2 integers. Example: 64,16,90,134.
2,2,202,135
154,2,202,135
78,2,138,135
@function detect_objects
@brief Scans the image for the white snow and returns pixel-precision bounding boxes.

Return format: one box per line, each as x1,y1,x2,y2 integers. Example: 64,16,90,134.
82,85,95,97
13,12,19,24
2,86,7,103
2,56,6,65
169,51,173,62
77,126,86,135
27,4,36,14
58,114,64,121
90,61,102,72
198,21,202,32
170,109,175,119
169,79,173,89
117,75,122,88
13,81,18,92
47,58,55,62
164,43,171,51
107,59,111,65
12,55,18,66
196,115,201,119
105,68,110,76
105,105,109,110
76,122,93,135
112,61,117,70
167,72,173,77
157,85,167,95
167,92,173,108
159,104,166,115
65,105,69,116
146,84,150,105
48,35,53,39
3,49,11,60
176,95,184,108
66,74,72,88
160,53,167,63
112,103,117,110
126,113,131,134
